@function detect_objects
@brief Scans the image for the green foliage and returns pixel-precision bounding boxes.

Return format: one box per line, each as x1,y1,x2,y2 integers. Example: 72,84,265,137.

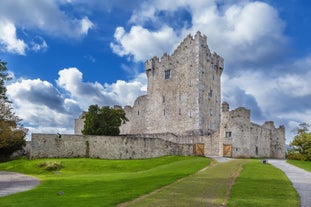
38,161,63,171
0,60,12,102
228,160,299,207
82,105,128,136
288,122,311,161
0,60,27,158
0,120,26,156
0,156,209,207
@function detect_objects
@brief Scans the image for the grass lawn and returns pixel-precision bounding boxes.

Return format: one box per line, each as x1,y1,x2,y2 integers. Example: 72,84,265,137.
123,159,248,207
0,156,210,207
227,160,299,207
287,159,311,172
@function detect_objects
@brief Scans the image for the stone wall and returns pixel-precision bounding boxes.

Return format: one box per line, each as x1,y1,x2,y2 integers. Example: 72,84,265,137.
30,133,194,159
119,31,223,136
220,102,285,158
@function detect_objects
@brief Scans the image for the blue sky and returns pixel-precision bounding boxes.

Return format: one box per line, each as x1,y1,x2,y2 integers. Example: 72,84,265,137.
1,0,310,143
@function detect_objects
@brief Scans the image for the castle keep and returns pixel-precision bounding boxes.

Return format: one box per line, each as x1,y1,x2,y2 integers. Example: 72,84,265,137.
117,31,285,158
49,31,285,159
120,32,223,136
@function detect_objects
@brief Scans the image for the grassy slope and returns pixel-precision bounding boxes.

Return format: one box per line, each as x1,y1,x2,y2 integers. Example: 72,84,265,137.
287,160,311,172
124,159,247,207
227,160,299,207
0,156,210,207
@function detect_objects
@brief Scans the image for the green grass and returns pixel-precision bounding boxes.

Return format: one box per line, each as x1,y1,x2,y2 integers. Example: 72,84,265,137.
227,160,299,207
0,156,210,207
124,159,248,207
287,159,311,172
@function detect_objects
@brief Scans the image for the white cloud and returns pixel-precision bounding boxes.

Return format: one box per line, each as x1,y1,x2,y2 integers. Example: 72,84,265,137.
110,25,180,61
79,16,94,35
0,19,27,55
111,1,287,67
6,77,80,141
57,67,147,108
0,0,94,38
7,68,147,136
30,36,48,52
0,0,94,55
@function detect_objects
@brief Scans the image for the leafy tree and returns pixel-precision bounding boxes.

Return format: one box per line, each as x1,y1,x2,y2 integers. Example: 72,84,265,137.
288,123,311,161
82,105,128,136
0,60,27,158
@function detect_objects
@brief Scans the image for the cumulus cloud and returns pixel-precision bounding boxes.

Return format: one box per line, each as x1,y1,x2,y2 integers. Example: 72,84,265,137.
111,0,287,68
0,19,27,55
110,26,179,61
56,67,147,108
6,78,80,136
0,0,93,54
7,68,147,135
0,0,94,38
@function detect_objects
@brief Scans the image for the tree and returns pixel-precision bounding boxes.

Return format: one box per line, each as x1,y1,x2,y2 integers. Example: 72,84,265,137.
0,60,27,158
82,105,128,136
288,123,311,161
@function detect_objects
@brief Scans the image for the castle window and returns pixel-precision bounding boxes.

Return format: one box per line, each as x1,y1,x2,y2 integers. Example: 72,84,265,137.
163,96,165,103
208,89,213,97
164,70,171,80
189,110,192,118
225,131,232,138
137,110,139,115
179,108,181,115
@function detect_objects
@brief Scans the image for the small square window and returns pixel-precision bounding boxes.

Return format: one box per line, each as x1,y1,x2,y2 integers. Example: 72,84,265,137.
225,131,232,138
164,70,171,80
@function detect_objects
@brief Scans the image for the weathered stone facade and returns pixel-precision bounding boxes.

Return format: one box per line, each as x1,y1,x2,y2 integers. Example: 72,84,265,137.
219,102,285,158
120,32,223,136
30,134,193,159
72,31,285,159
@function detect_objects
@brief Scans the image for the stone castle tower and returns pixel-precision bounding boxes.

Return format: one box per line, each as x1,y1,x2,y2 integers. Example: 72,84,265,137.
75,31,285,159
120,32,224,136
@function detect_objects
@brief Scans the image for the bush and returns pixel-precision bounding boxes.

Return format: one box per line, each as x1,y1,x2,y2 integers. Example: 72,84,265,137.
38,161,63,171
286,152,308,161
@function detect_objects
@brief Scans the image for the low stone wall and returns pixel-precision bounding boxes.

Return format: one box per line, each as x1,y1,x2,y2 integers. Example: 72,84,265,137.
30,134,194,159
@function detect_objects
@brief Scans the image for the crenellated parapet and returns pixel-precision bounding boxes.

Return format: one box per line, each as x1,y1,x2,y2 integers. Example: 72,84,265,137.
145,56,159,71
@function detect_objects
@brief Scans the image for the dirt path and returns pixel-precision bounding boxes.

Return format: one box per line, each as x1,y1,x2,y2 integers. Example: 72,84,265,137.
119,159,247,207
0,171,40,197
268,160,311,207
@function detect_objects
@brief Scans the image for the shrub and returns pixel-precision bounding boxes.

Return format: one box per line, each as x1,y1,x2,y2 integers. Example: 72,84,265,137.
286,152,308,161
38,161,63,171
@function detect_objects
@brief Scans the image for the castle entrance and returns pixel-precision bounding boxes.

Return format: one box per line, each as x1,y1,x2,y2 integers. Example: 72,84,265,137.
223,144,232,157
193,143,205,156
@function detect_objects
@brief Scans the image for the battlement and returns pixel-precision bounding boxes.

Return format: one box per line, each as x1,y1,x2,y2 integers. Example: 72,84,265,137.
145,31,211,72
212,53,224,70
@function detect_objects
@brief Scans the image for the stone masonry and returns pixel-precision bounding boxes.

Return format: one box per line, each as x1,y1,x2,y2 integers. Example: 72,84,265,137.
120,31,223,136
72,31,286,159
30,134,193,159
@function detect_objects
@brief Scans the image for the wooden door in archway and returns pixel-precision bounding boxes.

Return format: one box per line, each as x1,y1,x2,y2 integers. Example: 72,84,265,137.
223,144,232,157
194,143,205,156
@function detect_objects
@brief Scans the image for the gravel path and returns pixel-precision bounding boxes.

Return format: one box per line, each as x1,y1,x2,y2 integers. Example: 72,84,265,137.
268,159,311,207
0,171,40,197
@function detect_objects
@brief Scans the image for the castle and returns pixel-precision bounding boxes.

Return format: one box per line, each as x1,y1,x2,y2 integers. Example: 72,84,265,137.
74,31,285,158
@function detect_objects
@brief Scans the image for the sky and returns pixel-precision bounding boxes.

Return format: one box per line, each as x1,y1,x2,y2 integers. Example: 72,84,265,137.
0,0,311,144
